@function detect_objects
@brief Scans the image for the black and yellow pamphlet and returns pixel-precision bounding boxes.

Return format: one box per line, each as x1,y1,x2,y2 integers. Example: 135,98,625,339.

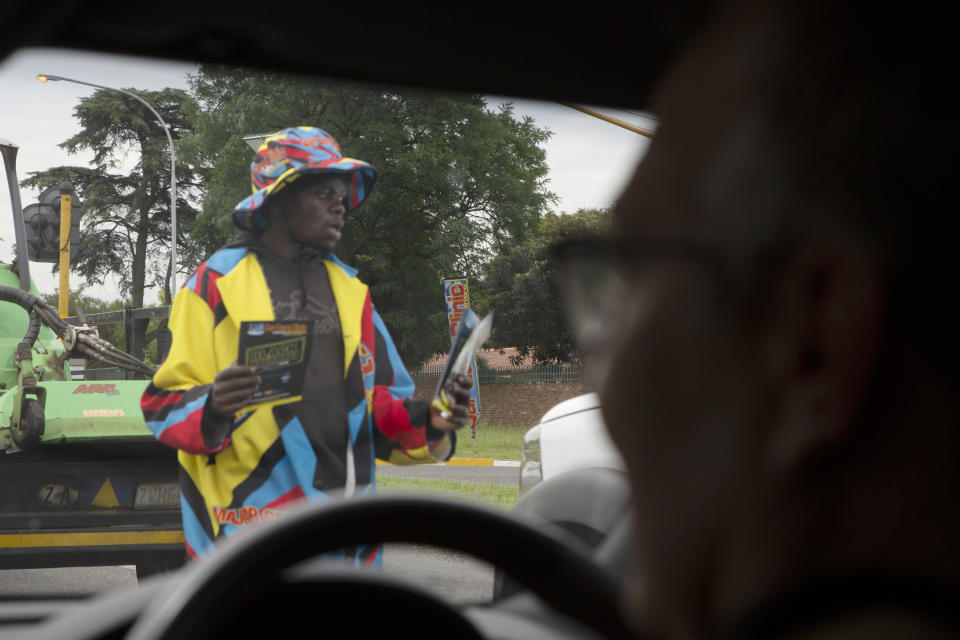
238,320,314,408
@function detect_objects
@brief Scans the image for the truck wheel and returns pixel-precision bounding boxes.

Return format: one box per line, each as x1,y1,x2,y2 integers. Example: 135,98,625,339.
12,398,45,449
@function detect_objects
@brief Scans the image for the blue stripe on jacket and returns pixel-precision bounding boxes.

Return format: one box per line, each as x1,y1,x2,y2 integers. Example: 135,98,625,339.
145,394,209,440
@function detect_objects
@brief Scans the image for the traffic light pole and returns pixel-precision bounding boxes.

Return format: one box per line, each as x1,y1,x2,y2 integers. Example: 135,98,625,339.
58,184,72,316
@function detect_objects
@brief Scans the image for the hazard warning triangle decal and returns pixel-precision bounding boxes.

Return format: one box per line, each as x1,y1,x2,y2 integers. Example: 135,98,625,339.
91,479,120,507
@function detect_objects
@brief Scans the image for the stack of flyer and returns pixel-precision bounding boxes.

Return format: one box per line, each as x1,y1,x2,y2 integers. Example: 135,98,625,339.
432,308,492,417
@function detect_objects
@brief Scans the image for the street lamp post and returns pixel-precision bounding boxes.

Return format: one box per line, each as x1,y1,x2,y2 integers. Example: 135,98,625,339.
36,73,178,294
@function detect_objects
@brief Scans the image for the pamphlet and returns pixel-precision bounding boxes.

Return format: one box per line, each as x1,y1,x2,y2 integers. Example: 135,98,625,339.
432,309,492,417
238,320,314,408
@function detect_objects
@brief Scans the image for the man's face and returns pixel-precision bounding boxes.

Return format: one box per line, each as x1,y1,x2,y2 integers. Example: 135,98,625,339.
282,175,349,252
596,15,775,636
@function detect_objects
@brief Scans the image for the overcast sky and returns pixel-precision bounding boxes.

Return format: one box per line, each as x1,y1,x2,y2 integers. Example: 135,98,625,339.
0,47,653,304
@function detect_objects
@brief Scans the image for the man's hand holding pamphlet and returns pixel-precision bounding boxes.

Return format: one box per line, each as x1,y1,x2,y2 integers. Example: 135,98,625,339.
238,320,314,408
432,309,492,418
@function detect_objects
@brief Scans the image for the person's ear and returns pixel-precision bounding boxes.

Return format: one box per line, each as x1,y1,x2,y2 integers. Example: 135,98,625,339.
762,235,883,473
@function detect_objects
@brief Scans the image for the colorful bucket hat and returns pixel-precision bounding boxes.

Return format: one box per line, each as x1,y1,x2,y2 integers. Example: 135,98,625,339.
232,126,377,231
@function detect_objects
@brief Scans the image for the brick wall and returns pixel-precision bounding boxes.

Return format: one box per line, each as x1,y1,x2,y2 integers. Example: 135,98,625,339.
412,381,587,427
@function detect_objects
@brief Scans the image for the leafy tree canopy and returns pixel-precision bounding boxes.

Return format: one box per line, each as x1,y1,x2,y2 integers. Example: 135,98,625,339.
478,207,611,365
22,87,201,308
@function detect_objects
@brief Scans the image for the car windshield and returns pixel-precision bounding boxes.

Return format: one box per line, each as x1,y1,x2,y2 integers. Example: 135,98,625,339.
0,46,651,603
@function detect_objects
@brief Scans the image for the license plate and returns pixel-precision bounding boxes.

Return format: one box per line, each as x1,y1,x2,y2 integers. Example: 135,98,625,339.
134,483,181,508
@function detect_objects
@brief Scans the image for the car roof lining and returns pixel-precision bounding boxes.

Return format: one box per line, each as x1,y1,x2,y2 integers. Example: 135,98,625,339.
0,1,718,110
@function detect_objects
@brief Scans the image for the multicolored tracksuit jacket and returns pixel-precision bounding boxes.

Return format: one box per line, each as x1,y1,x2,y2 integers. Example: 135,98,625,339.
140,244,454,561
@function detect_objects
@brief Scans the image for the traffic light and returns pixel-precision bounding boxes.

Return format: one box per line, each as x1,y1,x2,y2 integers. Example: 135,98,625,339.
22,182,82,263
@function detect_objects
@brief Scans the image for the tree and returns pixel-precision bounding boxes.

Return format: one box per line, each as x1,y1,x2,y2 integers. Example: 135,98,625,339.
22,87,201,308
478,208,611,364
184,66,555,365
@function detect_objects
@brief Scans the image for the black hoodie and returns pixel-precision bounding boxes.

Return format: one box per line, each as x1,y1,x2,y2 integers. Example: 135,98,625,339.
225,232,350,491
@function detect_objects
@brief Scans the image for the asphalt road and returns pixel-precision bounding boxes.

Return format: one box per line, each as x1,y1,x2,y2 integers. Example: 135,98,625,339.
0,544,494,603
376,463,520,487
0,565,138,596
384,543,494,603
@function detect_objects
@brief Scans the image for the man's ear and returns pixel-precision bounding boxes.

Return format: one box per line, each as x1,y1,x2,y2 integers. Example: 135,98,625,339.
764,235,883,473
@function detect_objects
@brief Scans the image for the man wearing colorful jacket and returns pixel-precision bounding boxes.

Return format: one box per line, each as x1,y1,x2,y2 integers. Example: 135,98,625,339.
141,126,472,561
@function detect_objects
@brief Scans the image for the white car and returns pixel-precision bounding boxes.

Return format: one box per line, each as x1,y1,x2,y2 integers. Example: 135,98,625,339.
494,393,631,601
519,392,626,496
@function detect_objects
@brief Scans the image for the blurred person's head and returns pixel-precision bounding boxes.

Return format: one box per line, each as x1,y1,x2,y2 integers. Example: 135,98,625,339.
590,1,960,637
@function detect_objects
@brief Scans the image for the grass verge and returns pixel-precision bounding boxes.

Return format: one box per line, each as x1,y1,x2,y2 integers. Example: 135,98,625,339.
454,423,528,461
377,476,518,511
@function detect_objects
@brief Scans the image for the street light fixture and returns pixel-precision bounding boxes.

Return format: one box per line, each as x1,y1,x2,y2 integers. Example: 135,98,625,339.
36,73,179,295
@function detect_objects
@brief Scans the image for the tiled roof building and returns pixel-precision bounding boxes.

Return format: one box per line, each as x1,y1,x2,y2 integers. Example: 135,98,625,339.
423,347,523,368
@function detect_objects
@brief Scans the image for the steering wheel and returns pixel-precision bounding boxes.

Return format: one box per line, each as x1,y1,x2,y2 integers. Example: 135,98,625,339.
125,495,630,640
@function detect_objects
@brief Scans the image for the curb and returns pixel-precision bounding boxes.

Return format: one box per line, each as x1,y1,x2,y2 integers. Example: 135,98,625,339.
375,458,520,468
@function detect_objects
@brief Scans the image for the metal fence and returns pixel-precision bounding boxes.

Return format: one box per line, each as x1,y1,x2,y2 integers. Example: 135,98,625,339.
410,363,583,385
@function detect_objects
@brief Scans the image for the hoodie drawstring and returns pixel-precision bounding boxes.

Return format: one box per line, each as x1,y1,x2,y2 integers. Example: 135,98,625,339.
282,214,309,313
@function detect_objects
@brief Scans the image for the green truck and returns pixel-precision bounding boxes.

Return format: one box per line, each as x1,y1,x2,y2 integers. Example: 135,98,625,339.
0,138,184,578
